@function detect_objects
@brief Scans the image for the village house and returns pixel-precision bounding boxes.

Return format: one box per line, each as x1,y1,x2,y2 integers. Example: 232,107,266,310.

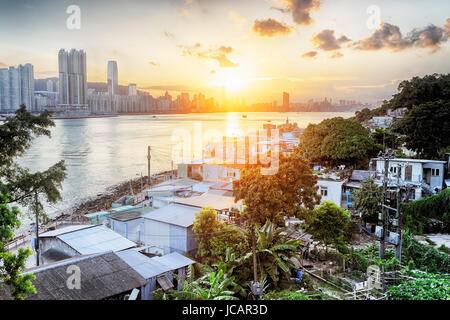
38,225,137,265
370,157,447,199
0,251,147,300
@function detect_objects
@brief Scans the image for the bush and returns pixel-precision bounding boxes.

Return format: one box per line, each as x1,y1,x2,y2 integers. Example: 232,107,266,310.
387,272,450,300
263,290,311,300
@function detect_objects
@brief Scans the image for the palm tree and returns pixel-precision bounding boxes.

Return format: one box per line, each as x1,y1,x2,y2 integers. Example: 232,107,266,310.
250,220,301,286
170,266,240,300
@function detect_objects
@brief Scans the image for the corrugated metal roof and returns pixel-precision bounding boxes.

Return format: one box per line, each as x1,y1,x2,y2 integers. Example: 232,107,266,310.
142,203,199,227
57,225,136,255
173,193,242,211
40,224,93,238
0,252,147,300
152,252,195,270
116,250,195,280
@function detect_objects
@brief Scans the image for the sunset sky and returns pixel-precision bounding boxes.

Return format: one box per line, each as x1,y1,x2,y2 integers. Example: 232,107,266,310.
0,0,449,105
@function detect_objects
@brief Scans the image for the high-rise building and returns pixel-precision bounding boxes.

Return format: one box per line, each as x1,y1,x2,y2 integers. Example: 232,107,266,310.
283,92,289,111
58,49,87,107
0,63,34,112
46,79,54,92
128,83,137,96
107,61,118,96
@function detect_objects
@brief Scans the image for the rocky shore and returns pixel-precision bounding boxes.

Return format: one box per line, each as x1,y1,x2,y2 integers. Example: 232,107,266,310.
52,170,176,223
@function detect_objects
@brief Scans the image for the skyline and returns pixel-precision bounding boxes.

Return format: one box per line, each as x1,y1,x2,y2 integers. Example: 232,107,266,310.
1,0,450,104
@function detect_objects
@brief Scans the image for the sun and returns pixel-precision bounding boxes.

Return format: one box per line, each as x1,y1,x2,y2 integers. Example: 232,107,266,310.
222,77,246,92
210,69,249,93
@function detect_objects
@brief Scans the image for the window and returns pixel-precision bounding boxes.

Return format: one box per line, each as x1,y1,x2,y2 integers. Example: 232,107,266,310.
389,166,397,174
405,165,412,181
320,186,328,197
431,168,440,176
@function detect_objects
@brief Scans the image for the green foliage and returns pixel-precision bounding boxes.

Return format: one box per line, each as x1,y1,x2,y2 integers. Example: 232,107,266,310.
370,128,403,150
387,272,450,300
393,100,450,159
306,201,349,253
166,266,242,300
0,106,68,299
192,207,249,264
438,245,450,255
401,188,450,234
0,194,36,300
251,220,301,286
401,231,450,273
388,73,450,111
233,152,320,227
262,290,311,300
353,177,383,223
298,117,380,167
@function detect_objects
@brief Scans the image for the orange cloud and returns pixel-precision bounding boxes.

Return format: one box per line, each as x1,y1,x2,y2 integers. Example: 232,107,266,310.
253,18,293,37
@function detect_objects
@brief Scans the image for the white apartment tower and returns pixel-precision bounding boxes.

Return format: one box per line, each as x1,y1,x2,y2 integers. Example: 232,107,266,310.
0,63,34,112
107,61,118,96
58,49,87,106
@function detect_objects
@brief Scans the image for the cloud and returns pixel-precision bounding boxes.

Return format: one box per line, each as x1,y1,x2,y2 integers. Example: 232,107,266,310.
445,18,450,37
301,51,318,58
0,62,7,68
330,52,344,59
229,11,246,24
163,31,175,39
311,29,351,51
253,18,293,37
184,0,194,4
179,43,239,68
354,22,449,53
274,0,321,26
149,61,160,66
177,9,189,16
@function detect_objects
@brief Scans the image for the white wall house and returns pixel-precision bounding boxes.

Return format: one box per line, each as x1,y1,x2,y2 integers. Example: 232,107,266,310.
317,178,345,207
372,158,446,199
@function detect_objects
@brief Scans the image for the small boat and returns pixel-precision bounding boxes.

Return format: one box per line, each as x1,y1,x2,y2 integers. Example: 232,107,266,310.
152,115,156,118
242,114,247,118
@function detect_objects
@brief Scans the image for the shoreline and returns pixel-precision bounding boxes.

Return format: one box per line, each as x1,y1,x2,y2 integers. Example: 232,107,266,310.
8,170,176,247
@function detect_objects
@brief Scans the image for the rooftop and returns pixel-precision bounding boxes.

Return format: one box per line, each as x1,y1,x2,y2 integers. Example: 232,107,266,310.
173,193,242,211
41,225,137,255
142,203,199,228
0,251,147,300
108,207,155,222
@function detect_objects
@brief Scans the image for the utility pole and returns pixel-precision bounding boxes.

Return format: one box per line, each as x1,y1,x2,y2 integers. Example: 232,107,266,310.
395,164,402,262
379,155,389,259
34,190,40,267
147,146,151,185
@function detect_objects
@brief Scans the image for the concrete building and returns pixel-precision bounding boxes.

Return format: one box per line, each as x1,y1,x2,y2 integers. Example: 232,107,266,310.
371,157,447,199
116,249,195,300
128,83,137,95
58,49,87,108
0,64,34,112
38,225,137,265
107,60,118,96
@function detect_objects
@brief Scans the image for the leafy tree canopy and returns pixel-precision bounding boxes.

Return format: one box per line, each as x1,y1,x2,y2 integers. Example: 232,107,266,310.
393,100,450,159
388,73,450,111
353,177,383,224
306,200,349,253
297,117,380,167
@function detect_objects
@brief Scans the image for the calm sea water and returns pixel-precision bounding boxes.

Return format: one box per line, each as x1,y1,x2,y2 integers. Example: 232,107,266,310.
15,112,354,231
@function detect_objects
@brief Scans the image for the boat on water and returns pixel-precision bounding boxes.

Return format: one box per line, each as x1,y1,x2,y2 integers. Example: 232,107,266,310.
242,114,247,118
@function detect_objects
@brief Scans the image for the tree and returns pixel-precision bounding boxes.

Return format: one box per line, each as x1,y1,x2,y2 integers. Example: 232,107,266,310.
0,194,36,300
251,220,300,286
370,128,403,151
353,177,383,223
306,201,349,253
167,266,241,300
192,207,249,264
233,152,320,283
388,73,450,111
393,100,450,159
297,117,380,168
192,207,220,263
0,105,67,299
